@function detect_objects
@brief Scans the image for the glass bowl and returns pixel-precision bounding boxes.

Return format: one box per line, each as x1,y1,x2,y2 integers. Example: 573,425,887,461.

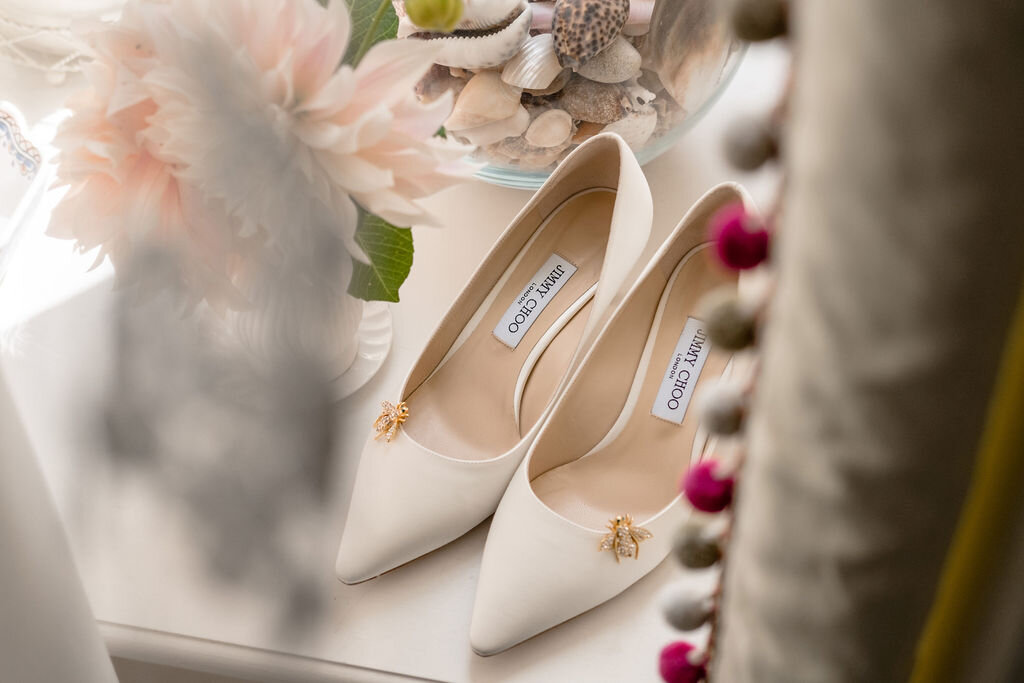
404,0,744,189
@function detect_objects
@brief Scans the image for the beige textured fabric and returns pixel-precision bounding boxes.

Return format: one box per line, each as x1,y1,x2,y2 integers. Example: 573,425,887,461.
714,2,1024,681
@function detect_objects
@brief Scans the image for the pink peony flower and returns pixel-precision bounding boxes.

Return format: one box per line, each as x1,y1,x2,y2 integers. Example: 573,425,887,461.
51,0,471,308
51,13,255,310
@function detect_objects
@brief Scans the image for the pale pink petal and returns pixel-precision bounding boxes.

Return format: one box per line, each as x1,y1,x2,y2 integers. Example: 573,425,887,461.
52,0,473,310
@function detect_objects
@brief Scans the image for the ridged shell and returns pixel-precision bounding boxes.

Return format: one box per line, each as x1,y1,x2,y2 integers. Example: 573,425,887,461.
444,71,523,130
501,34,563,90
524,67,571,96
455,105,531,146
551,0,629,69
415,3,533,69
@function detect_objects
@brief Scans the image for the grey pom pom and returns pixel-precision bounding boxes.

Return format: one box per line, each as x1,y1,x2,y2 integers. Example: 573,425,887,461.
672,523,722,569
660,584,715,631
697,381,747,435
699,288,759,351
724,113,778,171
730,0,789,42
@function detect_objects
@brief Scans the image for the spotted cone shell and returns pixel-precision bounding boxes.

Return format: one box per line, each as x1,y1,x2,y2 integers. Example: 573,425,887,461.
552,0,630,69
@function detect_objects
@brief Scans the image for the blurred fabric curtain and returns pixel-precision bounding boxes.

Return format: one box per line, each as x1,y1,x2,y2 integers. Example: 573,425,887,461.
0,370,117,682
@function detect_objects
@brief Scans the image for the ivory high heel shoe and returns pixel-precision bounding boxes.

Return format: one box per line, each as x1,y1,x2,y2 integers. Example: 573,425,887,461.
335,134,653,584
469,183,754,655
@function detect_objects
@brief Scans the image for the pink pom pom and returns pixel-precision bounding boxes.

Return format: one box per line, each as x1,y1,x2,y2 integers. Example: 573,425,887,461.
659,641,707,683
710,203,769,270
681,461,734,513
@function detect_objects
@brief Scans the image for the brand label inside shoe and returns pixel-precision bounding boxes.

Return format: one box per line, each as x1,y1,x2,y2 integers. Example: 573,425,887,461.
493,253,577,349
651,317,712,424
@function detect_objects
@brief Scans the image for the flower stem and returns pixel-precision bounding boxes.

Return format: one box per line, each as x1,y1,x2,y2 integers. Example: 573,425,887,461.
353,0,392,66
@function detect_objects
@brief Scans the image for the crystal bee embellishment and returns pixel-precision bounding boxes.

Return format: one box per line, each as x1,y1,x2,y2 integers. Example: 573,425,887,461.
599,514,652,562
373,400,409,443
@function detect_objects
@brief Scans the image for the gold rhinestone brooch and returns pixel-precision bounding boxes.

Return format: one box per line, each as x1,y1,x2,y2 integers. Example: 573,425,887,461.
599,514,652,562
373,400,408,443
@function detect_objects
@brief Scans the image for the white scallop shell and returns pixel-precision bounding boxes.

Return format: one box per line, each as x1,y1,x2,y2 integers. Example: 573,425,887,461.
455,105,531,146
444,71,523,130
524,109,574,148
523,67,571,96
415,2,533,70
501,33,563,90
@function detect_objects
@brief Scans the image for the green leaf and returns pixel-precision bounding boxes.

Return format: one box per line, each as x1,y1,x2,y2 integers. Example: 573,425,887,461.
347,211,414,303
343,0,399,66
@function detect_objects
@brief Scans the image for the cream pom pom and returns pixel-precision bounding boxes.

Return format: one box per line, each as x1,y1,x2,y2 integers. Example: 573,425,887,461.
697,381,747,435
660,584,715,632
671,521,722,569
699,287,759,351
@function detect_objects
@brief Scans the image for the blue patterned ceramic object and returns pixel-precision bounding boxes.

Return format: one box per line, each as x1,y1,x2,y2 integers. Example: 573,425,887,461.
0,101,46,283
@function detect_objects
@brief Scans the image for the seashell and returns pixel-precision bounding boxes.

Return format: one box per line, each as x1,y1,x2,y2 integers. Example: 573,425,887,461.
626,82,658,108
395,1,427,39
623,0,656,35
571,120,605,144
530,1,555,30
399,0,522,34
445,71,523,130
557,75,630,124
454,105,531,146
531,0,653,32
637,68,666,95
458,0,525,30
603,106,657,148
577,36,642,84
397,15,420,39
525,109,574,147
415,64,468,103
524,68,571,96
551,0,629,69
501,34,563,90
413,2,533,69
487,135,568,170
639,0,733,110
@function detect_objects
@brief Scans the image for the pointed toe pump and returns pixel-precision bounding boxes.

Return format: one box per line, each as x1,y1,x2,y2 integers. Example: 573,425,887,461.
336,134,653,584
469,183,754,654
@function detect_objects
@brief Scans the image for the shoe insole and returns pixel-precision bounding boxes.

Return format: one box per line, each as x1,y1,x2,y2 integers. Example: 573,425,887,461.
532,245,735,526
403,189,614,461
